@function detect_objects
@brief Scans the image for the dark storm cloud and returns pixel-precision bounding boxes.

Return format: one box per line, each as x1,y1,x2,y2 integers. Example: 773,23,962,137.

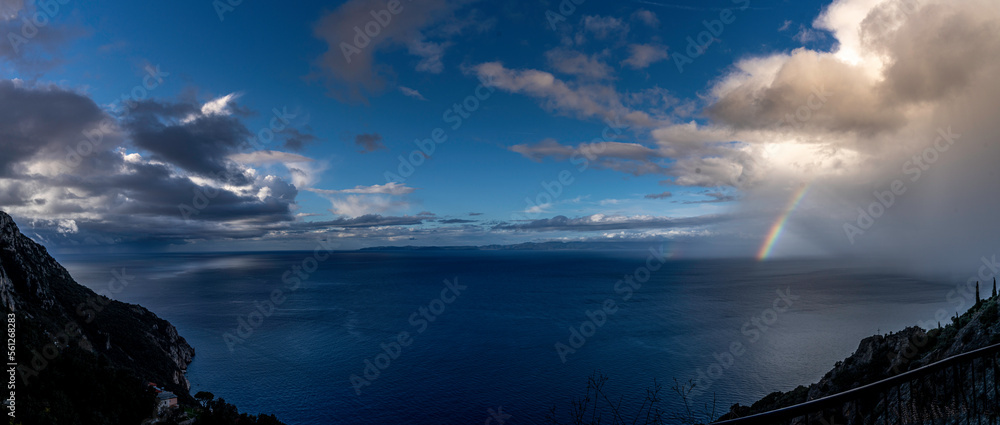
124,99,253,183
0,81,311,248
0,80,111,176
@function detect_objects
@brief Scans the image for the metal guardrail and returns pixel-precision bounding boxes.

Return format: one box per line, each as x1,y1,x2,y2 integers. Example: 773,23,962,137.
713,342,1000,425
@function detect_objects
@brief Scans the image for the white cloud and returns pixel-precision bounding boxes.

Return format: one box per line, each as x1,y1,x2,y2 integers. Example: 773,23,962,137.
329,195,409,217
545,48,615,80
622,43,669,69
631,9,660,28
468,62,654,127
308,182,417,196
579,15,628,41
399,86,428,100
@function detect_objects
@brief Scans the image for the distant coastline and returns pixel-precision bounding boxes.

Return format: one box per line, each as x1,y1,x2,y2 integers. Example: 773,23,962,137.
360,240,664,252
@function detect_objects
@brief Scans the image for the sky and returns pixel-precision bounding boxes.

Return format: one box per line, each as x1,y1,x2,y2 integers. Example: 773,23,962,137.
0,0,998,267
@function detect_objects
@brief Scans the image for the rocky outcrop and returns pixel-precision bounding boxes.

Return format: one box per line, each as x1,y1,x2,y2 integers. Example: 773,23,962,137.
719,296,1000,421
0,210,195,397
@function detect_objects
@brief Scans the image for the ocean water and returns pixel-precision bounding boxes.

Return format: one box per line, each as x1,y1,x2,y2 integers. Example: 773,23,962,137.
57,250,963,424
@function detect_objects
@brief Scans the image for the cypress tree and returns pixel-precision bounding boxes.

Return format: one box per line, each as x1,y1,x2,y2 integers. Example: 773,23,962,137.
976,281,980,305
993,278,997,299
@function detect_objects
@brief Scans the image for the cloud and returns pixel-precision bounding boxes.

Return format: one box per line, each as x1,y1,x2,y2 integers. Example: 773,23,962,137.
524,203,551,214
439,218,477,224
309,183,417,217
468,62,654,126
0,1,82,71
282,128,319,151
229,150,326,189
308,182,416,196
684,0,1000,265
406,36,451,73
644,192,673,199
193,92,241,120
545,48,614,80
631,9,660,27
399,86,428,100
230,150,314,165
679,191,736,204
0,80,321,248
327,195,410,217
510,139,668,175
622,43,669,69
578,15,629,42
494,213,729,232
124,96,257,183
311,0,479,102
324,214,424,228
0,80,113,177
0,0,24,20
354,132,387,152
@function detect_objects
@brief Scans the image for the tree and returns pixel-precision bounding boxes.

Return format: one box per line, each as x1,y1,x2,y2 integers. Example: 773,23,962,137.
195,391,215,408
993,278,997,299
976,281,981,305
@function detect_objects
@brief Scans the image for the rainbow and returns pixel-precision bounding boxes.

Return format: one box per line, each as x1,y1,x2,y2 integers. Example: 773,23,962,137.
756,184,810,261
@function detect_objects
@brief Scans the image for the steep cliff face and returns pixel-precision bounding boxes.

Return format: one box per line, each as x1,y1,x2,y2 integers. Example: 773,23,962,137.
720,297,1000,421
0,210,195,398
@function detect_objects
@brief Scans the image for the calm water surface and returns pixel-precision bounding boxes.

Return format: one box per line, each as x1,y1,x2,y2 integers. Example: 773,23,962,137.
58,251,959,424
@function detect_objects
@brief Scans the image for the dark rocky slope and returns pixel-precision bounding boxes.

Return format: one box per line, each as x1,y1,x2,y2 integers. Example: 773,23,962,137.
718,291,1000,421
1,210,195,423
2,211,285,424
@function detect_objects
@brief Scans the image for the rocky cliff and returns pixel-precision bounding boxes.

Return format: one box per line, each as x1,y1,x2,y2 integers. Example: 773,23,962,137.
1,210,196,423
718,294,1000,421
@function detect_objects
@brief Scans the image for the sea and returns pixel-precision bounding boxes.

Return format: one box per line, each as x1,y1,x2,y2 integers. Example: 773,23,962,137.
55,250,968,425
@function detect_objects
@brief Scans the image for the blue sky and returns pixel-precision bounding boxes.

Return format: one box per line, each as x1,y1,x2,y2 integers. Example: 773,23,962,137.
2,0,999,264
